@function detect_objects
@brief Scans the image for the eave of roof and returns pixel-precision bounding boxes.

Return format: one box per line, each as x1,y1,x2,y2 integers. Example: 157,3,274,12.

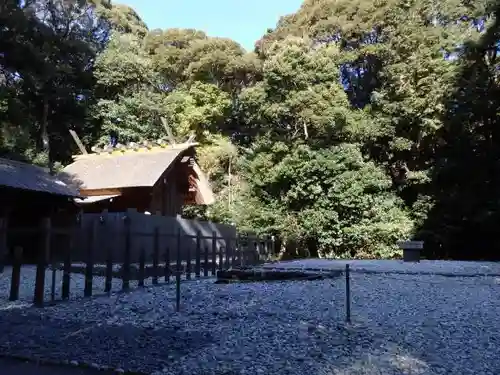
0,157,80,197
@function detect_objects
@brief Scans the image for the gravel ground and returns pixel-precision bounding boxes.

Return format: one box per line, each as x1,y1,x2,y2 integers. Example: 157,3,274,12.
263,259,500,276
0,358,112,375
1,265,500,375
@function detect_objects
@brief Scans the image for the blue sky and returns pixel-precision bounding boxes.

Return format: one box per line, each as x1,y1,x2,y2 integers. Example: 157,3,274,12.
117,0,304,51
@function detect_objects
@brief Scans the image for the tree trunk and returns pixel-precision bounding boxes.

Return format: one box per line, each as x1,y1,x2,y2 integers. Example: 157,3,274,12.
40,95,52,170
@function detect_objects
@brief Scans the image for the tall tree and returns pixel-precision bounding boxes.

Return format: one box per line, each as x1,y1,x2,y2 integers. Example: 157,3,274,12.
0,0,111,165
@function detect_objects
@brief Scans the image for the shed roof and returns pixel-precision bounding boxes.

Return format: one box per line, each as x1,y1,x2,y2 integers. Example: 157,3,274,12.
0,157,80,197
62,144,195,191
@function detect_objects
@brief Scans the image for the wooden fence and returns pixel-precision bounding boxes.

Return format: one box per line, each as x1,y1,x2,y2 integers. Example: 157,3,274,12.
75,208,239,263
0,212,273,307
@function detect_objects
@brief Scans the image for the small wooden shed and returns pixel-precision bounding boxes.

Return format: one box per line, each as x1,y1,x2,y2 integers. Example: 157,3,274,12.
0,157,80,264
61,142,214,216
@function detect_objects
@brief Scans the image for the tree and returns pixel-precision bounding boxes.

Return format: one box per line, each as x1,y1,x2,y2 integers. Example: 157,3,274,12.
0,0,111,165
240,141,413,258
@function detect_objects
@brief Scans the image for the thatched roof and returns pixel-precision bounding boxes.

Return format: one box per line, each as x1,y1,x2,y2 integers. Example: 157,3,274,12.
0,157,80,197
62,144,194,190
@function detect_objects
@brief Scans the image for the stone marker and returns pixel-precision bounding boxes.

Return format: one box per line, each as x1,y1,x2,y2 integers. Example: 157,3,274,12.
398,240,424,262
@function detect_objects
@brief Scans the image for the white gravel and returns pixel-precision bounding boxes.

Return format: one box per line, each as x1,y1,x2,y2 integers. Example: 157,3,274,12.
1,262,500,375
263,259,500,276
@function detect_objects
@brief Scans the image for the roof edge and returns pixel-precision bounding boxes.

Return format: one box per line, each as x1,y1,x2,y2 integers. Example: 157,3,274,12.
72,142,198,161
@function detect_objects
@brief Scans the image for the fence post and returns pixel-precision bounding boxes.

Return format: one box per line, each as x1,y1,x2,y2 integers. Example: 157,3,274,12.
9,246,22,301
263,237,269,261
176,267,181,312
254,239,260,265
231,237,237,268
176,229,181,312
138,247,145,287
62,223,75,300
186,236,192,280
83,220,95,298
34,217,51,307
176,229,182,277
238,235,244,267
233,234,241,267
212,231,217,276
0,217,7,273
218,245,224,272
152,227,159,285
195,231,201,278
224,240,231,270
98,210,113,294
122,214,131,291
203,245,209,277
211,231,217,275
345,264,351,323
164,246,171,283
50,252,56,303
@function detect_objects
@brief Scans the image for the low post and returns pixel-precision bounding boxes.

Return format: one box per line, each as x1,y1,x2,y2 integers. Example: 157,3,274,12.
398,240,424,262
152,227,159,285
9,246,22,301
345,264,351,324
34,217,51,307
0,217,7,273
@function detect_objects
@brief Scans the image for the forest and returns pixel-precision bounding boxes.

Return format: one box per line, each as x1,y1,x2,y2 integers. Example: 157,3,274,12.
1,0,499,260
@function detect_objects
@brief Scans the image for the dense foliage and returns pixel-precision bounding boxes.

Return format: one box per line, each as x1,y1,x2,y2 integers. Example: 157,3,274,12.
1,0,499,259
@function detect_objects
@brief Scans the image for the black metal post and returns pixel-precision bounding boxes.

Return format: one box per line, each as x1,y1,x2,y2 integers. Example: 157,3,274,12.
345,264,351,323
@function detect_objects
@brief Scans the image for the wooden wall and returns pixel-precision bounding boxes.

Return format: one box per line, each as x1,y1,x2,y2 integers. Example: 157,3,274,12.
74,209,237,263
0,187,77,263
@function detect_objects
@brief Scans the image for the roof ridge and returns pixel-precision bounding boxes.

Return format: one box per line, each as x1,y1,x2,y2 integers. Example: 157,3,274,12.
73,142,198,161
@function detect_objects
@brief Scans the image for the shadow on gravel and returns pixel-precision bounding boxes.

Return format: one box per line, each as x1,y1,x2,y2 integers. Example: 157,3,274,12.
0,309,215,373
0,357,112,375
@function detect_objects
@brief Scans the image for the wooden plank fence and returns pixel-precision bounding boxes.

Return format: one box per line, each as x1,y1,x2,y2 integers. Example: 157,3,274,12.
0,213,273,308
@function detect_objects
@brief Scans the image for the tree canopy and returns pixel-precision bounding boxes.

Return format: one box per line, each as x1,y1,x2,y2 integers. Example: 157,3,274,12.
1,0,499,259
